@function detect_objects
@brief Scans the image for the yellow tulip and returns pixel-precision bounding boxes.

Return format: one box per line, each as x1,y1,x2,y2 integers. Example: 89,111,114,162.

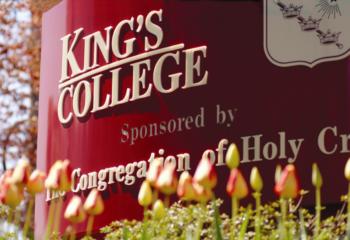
225,143,240,169
138,180,153,207
250,167,263,192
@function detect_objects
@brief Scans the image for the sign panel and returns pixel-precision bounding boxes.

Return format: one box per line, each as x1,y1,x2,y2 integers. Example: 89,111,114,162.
36,0,350,237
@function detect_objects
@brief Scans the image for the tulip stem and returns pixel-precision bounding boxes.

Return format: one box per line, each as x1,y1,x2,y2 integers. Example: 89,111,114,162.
86,215,94,236
143,207,148,221
230,196,238,240
254,192,261,240
69,225,76,240
23,196,34,238
347,183,350,239
164,195,170,208
14,208,21,229
315,187,321,237
281,198,287,222
7,208,13,224
153,190,158,204
45,199,56,240
280,198,289,239
53,196,63,234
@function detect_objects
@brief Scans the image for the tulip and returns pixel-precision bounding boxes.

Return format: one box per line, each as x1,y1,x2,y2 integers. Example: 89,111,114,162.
177,171,196,201
250,167,263,240
146,158,163,186
225,143,240,169
345,158,350,239
192,182,213,203
0,169,13,185
27,170,46,195
226,169,249,200
345,158,350,181
250,167,263,192
84,189,104,236
64,196,86,240
11,157,31,186
274,164,299,200
45,159,72,192
274,164,299,238
275,164,282,184
312,163,323,237
0,182,24,208
138,180,153,208
156,163,178,207
45,160,72,239
23,170,46,238
84,189,104,216
152,200,166,220
193,156,217,189
226,168,248,240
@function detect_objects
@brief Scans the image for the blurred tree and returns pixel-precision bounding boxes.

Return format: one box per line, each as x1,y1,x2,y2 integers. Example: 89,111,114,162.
0,0,60,171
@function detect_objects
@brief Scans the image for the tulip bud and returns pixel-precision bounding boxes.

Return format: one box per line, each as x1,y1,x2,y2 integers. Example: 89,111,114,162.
45,160,72,191
193,156,217,189
27,170,46,195
59,160,72,192
84,189,104,216
274,164,300,199
275,164,282,184
312,163,323,188
225,143,240,169
0,182,24,208
345,158,350,181
0,170,13,185
156,164,178,195
152,200,166,220
64,196,86,224
193,182,213,203
138,181,153,207
226,169,249,199
11,157,31,185
45,160,63,190
146,158,163,187
177,171,196,201
250,167,263,192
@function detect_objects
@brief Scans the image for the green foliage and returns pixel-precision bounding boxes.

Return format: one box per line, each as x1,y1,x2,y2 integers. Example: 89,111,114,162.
100,199,348,239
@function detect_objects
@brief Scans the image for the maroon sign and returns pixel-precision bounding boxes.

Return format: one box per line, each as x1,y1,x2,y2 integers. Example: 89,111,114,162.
36,0,350,238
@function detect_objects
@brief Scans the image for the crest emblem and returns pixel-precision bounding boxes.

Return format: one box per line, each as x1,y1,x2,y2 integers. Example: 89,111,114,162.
264,0,350,67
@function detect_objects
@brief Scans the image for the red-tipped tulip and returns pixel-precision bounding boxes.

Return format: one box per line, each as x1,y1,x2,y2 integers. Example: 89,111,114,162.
64,196,86,224
11,158,31,185
0,170,13,185
156,164,178,195
27,170,46,195
193,182,213,203
226,169,249,199
274,164,300,199
0,182,24,208
84,189,104,216
177,171,196,201
193,157,217,189
45,160,72,192
146,158,163,187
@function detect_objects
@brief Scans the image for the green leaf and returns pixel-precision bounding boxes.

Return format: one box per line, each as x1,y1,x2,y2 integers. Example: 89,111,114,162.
213,200,223,240
122,226,131,240
238,205,252,240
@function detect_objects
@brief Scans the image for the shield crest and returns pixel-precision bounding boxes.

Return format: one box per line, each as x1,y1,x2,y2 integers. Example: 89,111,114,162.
264,0,350,67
